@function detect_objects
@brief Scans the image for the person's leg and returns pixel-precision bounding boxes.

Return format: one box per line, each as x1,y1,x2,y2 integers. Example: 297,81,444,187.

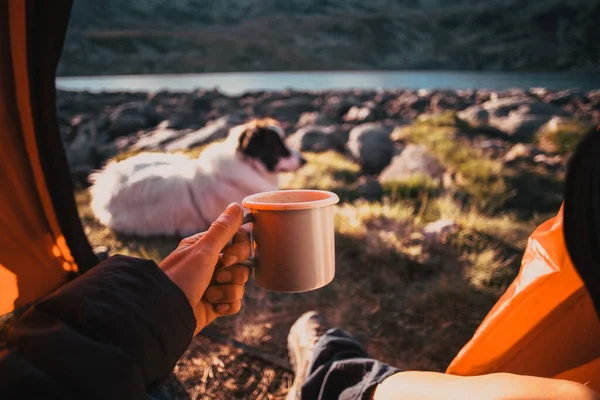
287,312,401,400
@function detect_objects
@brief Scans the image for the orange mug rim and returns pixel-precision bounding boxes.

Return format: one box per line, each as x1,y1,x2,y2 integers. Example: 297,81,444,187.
242,189,340,211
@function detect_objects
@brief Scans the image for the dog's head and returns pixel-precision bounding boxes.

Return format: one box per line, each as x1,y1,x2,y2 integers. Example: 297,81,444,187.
236,119,306,173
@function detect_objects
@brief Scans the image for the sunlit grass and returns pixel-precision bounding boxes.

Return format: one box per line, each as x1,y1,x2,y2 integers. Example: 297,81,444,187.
382,173,441,199
535,118,591,155
392,112,511,211
280,151,361,200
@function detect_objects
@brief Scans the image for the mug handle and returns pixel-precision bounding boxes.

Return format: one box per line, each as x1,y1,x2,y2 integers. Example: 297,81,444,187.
238,213,256,268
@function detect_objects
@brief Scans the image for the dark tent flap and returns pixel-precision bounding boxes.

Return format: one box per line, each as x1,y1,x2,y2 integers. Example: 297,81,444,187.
0,0,95,314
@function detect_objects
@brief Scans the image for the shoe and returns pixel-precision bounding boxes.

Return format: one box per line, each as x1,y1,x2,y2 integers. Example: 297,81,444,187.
286,311,329,400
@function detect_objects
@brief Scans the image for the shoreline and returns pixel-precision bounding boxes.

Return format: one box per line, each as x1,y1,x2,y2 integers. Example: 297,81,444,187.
56,71,600,94
57,87,599,184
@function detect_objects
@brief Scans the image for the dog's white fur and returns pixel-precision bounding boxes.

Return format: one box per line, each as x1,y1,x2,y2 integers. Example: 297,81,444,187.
89,123,302,237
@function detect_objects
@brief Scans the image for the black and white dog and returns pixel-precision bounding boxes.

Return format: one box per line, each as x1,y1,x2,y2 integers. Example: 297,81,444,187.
90,118,305,236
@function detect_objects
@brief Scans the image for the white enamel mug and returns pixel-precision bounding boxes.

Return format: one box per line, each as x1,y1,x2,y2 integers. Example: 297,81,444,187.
240,190,339,293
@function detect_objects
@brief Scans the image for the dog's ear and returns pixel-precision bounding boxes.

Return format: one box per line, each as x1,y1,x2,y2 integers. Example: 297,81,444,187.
238,126,263,156
238,127,252,151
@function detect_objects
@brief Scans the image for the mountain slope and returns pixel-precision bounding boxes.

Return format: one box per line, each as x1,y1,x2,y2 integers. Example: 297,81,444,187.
58,0,600,76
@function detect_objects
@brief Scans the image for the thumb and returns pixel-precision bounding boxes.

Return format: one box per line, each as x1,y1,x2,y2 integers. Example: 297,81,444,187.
197,203,244,254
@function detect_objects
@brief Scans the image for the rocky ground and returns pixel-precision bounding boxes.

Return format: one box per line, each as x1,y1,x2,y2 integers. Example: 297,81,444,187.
59,0,600,76
59,87,599,193
63,87,598,399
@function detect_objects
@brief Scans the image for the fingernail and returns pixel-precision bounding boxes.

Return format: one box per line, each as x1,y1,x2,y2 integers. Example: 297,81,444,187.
221,255,237,267
216,304,230,314
216,270,232,283
225,203,241,217
206,289,223,302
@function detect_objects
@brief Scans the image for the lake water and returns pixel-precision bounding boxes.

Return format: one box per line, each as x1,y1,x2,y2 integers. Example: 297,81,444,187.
55,71,600,94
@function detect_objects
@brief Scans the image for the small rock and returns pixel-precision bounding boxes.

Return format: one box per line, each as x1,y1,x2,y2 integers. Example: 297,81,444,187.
456,107,489,126
423,219,459,244
533,154,563,166
379,145,446,183
473,138,506,157
107,101,161,138
96,142,117,163
528,87,548,99
343,101,385,123
354,178,383,201
346,123,395,175
286,125,346,152
429,90,470,112
343,106,376,122
296,112,335,128
187,90,225,111
65,128,96,176
545,90,585,106
93,246,110,262
503,143,542,163
65,121,115,181
457,97,571,141
264,97,314,123
321,95,361,120
162,112,207,130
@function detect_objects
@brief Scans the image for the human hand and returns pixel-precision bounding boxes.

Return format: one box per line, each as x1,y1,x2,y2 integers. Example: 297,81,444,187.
159,203,251,335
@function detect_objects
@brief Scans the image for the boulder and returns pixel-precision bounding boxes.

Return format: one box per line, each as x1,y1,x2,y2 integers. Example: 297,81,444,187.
544,90,585,107
263,97,314,123
160,111,207,130
286,125,347,153
385,91,428,119
65,121,115,180
321,95,361,120
107,101,161,137
429,90,471,112
183,89,225,111
457,97,571,141
346,123,394,175
354,178,384,201
65,126,96,177
379,145,446,183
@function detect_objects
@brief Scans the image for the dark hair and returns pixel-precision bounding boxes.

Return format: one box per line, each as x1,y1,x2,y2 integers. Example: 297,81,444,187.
563,124,600,318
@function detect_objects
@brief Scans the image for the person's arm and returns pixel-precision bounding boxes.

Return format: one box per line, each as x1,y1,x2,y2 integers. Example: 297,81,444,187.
0,255,195,400
373,371,600,400
0,203,251,400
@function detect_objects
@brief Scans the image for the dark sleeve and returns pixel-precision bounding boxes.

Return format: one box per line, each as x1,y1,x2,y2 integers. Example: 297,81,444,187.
0,255,196,400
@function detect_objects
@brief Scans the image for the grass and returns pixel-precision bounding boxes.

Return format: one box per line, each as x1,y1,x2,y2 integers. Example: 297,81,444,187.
392,114,512,211
535,118,592,155
280,151,361,200
74,126,560,393
382,174,441,200
75,190,180,264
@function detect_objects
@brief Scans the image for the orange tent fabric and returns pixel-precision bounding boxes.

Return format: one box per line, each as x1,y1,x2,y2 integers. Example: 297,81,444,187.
0,0,96,314
447,207,600,391
1,0,599,393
